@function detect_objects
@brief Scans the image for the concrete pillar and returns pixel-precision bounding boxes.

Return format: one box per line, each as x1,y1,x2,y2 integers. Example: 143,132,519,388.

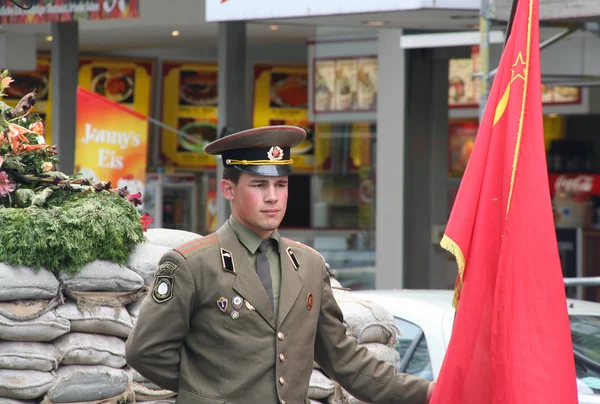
216,22,248,227
51,22,79,175
403,48,452,289
376,29,407,289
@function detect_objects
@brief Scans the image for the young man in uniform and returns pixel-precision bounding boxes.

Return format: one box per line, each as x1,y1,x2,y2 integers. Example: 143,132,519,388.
126,126,435,404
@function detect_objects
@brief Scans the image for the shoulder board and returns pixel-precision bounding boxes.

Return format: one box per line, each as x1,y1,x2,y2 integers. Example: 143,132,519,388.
282,238,326,262
175,233,219,259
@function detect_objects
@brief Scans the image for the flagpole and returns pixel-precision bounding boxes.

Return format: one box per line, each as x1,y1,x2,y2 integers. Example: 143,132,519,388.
503,0,520,47
478,0,491,121
478,0,520,119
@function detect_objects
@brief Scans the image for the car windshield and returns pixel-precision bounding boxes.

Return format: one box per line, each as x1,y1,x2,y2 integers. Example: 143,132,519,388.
571,315,600,394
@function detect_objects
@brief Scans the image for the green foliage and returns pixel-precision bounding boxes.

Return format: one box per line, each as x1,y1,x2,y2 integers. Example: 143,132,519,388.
0,191,146,275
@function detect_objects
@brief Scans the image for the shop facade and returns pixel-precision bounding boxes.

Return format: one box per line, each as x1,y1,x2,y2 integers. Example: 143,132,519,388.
8,0,600,294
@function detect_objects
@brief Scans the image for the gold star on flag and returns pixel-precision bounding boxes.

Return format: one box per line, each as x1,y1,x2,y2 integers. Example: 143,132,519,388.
511,52,527,82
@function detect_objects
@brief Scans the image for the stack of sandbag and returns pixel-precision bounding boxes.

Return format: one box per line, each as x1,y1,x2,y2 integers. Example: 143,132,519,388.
307,277,402,404
0,228,199,403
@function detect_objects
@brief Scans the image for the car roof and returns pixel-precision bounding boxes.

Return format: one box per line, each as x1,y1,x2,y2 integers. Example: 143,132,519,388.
350,289,600,317
350,289,455,315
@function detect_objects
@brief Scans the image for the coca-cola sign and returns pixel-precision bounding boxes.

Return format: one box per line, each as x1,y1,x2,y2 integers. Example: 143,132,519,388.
549,174,598,195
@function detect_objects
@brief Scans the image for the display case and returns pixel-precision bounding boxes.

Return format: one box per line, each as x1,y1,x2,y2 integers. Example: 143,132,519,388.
143,173,199,233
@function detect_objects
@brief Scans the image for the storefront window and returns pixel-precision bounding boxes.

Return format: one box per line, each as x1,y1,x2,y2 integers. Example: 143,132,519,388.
311,122,376,290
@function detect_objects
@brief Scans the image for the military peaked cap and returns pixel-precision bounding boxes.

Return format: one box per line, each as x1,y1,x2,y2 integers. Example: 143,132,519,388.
203,125,306,176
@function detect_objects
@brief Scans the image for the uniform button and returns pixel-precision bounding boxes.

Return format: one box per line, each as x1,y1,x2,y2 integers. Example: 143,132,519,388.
279,353,285,362
279,377,285,385
278,332,285,340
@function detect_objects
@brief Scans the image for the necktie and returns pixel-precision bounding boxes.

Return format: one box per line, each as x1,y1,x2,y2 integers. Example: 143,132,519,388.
256,240,274,309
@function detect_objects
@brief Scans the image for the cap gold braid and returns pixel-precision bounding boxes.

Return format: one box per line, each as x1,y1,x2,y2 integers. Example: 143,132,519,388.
225,159,293,166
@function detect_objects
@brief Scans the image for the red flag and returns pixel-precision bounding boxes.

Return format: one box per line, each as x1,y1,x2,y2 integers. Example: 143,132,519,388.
431,0,578,402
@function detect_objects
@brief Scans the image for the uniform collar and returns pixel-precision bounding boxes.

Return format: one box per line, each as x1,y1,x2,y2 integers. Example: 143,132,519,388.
228,216,281,254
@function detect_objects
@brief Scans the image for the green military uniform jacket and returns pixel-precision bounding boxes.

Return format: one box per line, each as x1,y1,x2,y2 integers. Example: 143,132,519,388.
126,221,430,404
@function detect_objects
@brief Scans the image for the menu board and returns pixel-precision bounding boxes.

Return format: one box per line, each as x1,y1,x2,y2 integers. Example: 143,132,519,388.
78,57,153,117
4,55,53,143
313,56,378,113
449,46,581,107
161,62,218,168
253,64,314,172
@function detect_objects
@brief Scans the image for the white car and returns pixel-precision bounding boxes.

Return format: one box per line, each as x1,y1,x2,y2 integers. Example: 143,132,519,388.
349,289,600,404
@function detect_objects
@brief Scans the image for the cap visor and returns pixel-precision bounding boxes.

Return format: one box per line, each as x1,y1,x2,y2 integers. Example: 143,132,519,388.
235,164,294,177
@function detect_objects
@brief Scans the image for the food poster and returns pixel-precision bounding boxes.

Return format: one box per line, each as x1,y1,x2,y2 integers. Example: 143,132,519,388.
313,57,377,113
74,87,149,198
541,85,581,104
0,0,140,24
4,55,53,143
448,119,478,177
334,59,358,111
357,58,377,110
161,62,219,168
78,57,153,117
314,60,336,112
252,64,314,172
450,46,580,107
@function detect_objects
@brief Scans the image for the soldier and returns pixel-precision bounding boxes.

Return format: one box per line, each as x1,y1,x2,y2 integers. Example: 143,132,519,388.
126,125,435,404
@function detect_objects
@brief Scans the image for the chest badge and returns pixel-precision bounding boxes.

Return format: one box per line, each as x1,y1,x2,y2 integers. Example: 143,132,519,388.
232,296,243,310
306,293,313,310
244,300,256,311
217,297,228,312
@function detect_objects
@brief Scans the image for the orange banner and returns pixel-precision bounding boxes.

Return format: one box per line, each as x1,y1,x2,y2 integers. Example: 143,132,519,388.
74,87,148,197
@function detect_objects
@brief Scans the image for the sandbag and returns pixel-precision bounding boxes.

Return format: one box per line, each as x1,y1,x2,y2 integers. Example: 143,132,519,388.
128,368,175,400
59,261,144,293
135,400,176,404
0,264,59,301
0,298,60,322
131,383,176,401
67,290,145,311
335,295,398,347
0,342,58,371
144,229,201,249
55,302,133,338
0,370,54,400
0,399,37,404
308,369,336,400
126,244,171,286
329,384,368,404
53,333,126,368
43,366,129,403
40,390,132,404
0,310,70,342
360,343,400,367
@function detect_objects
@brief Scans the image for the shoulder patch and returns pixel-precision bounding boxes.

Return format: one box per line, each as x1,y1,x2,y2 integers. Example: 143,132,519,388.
175,233,219,258
282,238,326,262
157,258,179,275
153,275,174,304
